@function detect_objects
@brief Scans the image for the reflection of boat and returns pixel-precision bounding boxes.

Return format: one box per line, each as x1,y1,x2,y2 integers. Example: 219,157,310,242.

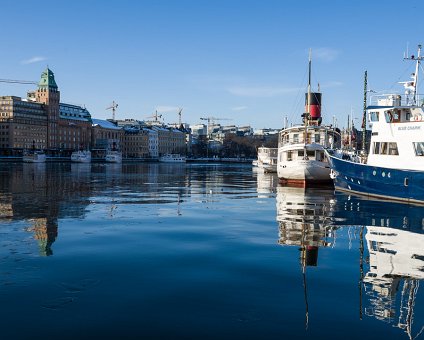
277,52,341,186
105,150,122,163
256,147,277,173
331,193,424,339
276,186,335,329
71,150,92,163
23,150,46,163
276,186,335,251
256,171,277,197
159,154,186,163
326,45,424,204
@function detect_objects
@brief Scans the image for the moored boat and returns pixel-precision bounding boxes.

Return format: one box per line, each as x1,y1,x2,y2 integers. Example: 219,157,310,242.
159,153,186,163
71,150,92,163
325,44,424,204
23,150,46,163
256,147,277,173
105,150,122,163
277,51,341,186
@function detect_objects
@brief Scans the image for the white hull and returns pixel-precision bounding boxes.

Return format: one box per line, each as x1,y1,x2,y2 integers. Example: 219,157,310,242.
105,151,122,163
23,152,46,163
259,163,277,173
159,154,186,163
71,150,91,163
277,159,331,183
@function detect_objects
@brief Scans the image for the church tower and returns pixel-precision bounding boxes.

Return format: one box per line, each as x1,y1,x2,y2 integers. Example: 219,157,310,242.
36,68,60,149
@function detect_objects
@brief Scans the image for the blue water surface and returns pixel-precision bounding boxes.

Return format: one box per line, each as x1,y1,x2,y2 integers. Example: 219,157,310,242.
0,162,423,339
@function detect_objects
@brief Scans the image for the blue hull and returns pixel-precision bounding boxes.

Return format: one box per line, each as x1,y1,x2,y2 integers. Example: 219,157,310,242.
326,152,424,204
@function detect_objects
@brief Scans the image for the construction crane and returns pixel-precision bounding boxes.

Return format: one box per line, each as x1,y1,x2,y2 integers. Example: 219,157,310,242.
0,78,38,85
200,116,232,137
106,101,118,120
146,110,162,122
178,108,183,126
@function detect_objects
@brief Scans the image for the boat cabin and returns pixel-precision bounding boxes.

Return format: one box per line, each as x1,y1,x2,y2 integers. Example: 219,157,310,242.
366,93,424,169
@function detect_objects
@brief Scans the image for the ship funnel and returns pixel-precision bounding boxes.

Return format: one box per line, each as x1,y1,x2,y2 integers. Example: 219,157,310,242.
305,92,322,124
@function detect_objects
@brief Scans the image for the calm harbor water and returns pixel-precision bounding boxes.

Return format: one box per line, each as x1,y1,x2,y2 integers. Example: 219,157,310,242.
0,162,423,339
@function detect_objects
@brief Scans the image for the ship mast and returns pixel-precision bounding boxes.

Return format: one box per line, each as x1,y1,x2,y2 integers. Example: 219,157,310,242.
304,49,312,159
361,71,367,156
404,44,422,105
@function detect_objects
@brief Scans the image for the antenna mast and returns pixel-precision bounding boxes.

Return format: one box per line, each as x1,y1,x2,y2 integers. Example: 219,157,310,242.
362,71,367,155
403,44,423,105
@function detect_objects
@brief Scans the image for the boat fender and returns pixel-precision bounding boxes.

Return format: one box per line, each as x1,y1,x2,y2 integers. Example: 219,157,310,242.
414,114,422,121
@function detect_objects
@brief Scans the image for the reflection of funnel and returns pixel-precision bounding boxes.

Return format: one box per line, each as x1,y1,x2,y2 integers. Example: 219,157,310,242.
301,246,318,267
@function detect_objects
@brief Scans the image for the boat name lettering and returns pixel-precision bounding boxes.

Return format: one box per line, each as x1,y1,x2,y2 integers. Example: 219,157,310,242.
398,125,421,131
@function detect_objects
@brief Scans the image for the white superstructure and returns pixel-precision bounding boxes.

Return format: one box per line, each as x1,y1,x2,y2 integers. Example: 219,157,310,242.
71,150,92,163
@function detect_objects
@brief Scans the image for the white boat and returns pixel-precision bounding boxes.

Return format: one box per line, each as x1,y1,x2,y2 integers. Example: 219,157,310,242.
105,150,122,163
71,150,91,163
256,147,277,173
23,150,46,163
325,44,424,204
277,52,341,186
159,153,186,163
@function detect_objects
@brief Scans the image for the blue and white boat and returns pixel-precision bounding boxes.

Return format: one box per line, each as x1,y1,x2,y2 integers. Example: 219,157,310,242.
325,44,424,204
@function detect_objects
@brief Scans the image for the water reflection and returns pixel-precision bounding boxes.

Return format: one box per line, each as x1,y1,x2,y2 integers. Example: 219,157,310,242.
0,162,255,257
276,188,424,338
276,186,335,263
331,194,424,340
255,170,278,197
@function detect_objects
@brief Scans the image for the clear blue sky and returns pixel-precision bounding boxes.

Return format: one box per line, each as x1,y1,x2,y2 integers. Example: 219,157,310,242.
1,0,423,129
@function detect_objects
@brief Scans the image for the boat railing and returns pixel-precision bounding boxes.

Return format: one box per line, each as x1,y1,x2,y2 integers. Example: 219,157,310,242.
369,93,424,107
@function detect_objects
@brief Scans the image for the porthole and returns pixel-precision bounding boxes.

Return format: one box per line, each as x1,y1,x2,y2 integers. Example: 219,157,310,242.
348,185,351,190
388,173,391,178
358,180,361,185
382,172,385,177
373,170,376,176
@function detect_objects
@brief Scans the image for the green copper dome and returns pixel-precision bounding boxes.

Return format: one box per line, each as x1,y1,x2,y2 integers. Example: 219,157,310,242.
38,67,58,89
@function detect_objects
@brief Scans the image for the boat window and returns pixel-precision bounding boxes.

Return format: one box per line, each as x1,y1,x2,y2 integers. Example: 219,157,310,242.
373,142,380,154
392,110,400,121
314,134,320,143
388,143,399,155
369,111,379,122
413,142,424,156
384,111,392,123
293,134,299,143
306,150,315,159
298,150,304,157
287,151,292,161
380,142,388,154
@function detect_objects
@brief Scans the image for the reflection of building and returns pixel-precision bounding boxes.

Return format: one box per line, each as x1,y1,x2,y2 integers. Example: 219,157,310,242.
32,217,58,256
276,186,335,266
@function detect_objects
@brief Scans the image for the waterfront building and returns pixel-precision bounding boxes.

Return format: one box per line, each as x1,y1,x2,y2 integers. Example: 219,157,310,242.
145,127,159,158
0,96,47,152
0,68,92,155
122,126,150,159
92,118,123,151
152,125,186,156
